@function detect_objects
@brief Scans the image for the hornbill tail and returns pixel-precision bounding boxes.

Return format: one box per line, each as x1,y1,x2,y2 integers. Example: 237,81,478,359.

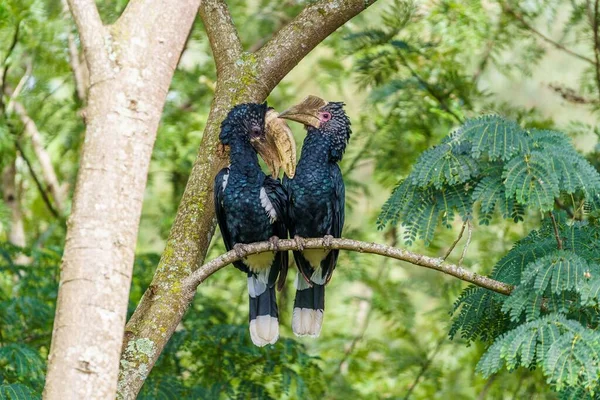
292,272,325,337
248,271,279,346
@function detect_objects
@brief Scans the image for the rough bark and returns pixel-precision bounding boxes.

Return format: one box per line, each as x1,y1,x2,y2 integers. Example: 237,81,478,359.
1,159,26,247
43,0,201,399
118,0,378,397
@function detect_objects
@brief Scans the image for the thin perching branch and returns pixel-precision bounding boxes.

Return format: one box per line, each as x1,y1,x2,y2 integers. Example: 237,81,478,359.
182,237,514,297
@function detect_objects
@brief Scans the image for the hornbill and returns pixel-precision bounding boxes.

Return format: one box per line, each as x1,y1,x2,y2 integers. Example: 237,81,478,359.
214,102,295,346
278,95,351,337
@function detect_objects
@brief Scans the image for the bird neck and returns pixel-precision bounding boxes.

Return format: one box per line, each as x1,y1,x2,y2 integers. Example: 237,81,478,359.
228,136,261,174
298,129,334,166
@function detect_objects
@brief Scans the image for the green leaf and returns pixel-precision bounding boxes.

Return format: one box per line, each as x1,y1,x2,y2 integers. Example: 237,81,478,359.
503,151,559,211
0,384,39,400
452,115,529,161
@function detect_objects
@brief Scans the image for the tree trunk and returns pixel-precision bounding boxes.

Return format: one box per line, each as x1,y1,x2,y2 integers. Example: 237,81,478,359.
43,0,201,398
118,0,378,397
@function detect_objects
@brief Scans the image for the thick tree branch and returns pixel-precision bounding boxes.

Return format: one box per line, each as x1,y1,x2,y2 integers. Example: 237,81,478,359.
255,0,377,92
199,0,243,75
182,238,513,296
65,0,109,79
62,0,88,104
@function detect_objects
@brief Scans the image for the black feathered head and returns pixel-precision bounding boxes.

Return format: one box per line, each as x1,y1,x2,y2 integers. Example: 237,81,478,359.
219,102,268,145
278,95,352,162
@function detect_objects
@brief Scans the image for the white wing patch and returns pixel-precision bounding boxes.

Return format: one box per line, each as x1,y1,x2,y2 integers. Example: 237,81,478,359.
260,187,278,223
221,170,229,192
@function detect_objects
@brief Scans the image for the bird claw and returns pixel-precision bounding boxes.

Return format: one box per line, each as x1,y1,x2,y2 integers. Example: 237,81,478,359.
323,235,334,249
269,236,280,251
233,243,246,259
294,235,306,251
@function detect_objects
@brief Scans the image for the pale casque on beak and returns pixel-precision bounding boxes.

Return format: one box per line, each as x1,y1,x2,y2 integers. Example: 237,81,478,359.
278,95,328,128
251,109,297,178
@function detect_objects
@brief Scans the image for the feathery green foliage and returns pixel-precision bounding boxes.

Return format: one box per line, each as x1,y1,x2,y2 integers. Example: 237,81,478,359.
378,116,600,245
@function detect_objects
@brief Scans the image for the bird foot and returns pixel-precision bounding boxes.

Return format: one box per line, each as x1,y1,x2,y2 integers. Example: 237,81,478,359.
323,235,334,249
268,236,280,251
233,243,246,259
294,235,306,251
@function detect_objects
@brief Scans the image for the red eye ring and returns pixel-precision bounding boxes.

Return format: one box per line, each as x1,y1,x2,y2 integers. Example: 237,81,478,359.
321,112,332,122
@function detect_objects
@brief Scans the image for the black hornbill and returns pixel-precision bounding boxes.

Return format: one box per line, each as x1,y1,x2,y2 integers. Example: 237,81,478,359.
213,102,295,346
279,96,351,337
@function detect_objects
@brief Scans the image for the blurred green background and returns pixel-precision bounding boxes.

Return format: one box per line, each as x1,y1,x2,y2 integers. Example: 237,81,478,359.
1,0,599,398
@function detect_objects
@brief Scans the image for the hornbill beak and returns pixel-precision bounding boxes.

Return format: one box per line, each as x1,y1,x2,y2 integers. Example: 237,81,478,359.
278,95,328,128
251,109,297,178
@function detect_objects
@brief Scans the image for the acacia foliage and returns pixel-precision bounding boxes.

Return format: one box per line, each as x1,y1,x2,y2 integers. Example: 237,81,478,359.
378,115,600,244
379,115,600,396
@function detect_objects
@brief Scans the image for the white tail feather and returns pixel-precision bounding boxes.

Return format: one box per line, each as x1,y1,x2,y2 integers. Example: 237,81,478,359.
292,308,323,337
249,315,279,347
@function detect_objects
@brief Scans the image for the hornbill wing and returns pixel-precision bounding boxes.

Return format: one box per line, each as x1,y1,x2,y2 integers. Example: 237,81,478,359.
263,176,289,290
323,164,345,283
283,175,314,284
214,167,248,272
282,175,295,237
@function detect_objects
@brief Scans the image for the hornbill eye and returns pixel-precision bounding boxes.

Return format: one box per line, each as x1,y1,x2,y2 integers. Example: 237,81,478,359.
320,112,331,122
250,126,262,137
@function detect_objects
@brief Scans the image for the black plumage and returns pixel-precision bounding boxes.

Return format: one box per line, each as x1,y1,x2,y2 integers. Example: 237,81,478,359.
281,100,351,337
214,102,288,346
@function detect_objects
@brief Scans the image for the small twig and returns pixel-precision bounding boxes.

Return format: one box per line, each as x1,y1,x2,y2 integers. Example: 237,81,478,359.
403,337,445,400
549,83,597,105
6,60,32,113
396,51,463,124
554,198,575,219
549,212,563,250
14,140,61,219
458,220,472,266
477,374,497,400
443,220,467,260
502,3,595,65
182,237,514,298
473,38,495,84
0,20,21,112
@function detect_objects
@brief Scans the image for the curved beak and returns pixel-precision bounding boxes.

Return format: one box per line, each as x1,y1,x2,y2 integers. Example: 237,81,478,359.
251,109,297,178
278,95,328,128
